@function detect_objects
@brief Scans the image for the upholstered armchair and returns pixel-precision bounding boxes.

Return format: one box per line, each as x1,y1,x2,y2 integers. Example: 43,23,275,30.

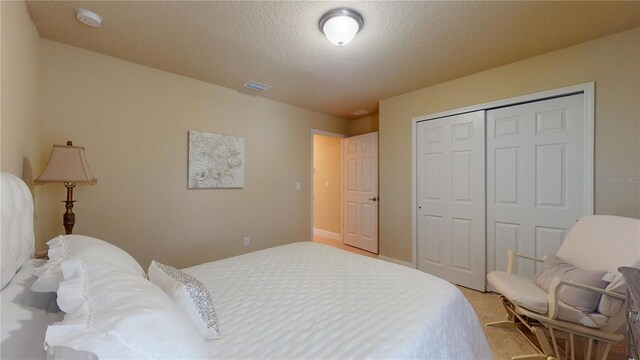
487,215,640,360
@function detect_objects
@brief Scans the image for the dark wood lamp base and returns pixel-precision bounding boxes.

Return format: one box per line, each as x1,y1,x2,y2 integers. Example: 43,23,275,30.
63,182,76,234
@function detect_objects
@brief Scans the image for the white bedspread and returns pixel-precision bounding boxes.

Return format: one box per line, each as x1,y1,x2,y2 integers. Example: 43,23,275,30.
1,301,63,360
184,242,493,359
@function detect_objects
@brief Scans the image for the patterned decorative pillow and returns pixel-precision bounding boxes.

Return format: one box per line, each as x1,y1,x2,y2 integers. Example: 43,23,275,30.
148,260,221,339
534,255,612,314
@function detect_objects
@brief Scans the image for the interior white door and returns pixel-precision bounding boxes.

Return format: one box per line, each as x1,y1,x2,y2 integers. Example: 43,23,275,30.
416,111,486,291
343,132,378,254
486,94,585,280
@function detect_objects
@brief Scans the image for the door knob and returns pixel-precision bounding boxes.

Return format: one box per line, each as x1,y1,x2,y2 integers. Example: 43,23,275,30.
368,197,378,201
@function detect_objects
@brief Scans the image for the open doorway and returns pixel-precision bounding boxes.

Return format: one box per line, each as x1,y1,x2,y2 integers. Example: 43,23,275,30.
311,130,378,258
311,131,344,246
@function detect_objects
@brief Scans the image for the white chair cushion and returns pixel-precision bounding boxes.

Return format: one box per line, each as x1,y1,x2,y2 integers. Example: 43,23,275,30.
488,271,549,314
556,215,639,319
557,215,640,272
487,271,607,328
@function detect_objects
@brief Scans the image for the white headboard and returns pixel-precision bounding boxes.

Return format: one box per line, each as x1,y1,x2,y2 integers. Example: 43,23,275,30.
1,172,35,289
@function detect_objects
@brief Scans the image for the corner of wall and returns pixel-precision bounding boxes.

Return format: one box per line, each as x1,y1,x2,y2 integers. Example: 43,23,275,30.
347,114,379,136
1,0,45,246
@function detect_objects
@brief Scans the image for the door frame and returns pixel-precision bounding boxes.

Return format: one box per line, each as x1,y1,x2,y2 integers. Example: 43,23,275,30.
411,82,595,269
310,129,347,242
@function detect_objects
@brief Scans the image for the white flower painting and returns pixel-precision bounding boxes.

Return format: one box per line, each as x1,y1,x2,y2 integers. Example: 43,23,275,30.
188,130,244,188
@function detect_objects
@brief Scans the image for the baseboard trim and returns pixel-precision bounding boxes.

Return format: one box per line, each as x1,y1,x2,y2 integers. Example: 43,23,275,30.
313,228,342,241
378,255,415,268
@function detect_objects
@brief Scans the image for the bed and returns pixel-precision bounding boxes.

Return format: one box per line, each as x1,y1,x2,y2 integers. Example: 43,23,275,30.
185,242,491,359
1,171,492,359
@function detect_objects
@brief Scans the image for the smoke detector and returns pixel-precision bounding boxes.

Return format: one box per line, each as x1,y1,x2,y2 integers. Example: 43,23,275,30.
75,8,102,28
243,81,271,92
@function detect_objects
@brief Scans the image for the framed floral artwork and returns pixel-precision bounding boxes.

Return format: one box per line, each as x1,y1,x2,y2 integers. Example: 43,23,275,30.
188,130,244,188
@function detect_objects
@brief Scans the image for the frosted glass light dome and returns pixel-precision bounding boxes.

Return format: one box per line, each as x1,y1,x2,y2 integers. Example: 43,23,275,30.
323,16,359,46
319,8,364,47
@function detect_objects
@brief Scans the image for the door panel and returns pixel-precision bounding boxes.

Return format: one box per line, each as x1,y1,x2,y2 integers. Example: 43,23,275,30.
452,217,472,271
486,94,585,281
423,215,442,263
343,132,378,254
417,111,485,291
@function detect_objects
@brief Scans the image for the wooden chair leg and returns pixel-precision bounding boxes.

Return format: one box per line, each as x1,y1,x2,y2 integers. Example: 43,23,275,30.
549,327,561,359
569,333,575,360
511,355,547,360
600,343,612,360
586,338,593,360
533,326,555,356
486,320,515,329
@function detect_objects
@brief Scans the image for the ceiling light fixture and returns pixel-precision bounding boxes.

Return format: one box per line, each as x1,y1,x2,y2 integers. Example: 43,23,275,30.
75,8,102,28
319,8,364,47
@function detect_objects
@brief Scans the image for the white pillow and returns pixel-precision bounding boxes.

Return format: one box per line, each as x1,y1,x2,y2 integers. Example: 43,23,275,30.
1,172,35,289
149,260,221,340
31,235,145,292
45,259,208,359
534,255,611,313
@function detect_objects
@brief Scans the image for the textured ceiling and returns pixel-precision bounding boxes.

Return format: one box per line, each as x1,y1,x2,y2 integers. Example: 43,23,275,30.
26,1,640,119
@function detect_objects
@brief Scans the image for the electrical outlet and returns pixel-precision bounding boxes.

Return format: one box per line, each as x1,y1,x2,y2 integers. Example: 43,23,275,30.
324,180,329,187
243,236,250,247
295,182,301,191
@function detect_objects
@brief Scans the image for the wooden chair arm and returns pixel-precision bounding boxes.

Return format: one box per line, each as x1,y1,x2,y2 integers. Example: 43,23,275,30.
547,276,626,319
507,250,544,274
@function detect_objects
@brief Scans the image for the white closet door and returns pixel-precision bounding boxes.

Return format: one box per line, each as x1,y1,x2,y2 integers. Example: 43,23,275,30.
417,111,486,291
487,94,585,279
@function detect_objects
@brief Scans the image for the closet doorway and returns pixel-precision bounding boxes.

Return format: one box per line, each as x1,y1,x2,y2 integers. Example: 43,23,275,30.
413,83,594,291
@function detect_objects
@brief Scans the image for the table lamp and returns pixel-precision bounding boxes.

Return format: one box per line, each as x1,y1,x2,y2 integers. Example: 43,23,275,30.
35,141,97,234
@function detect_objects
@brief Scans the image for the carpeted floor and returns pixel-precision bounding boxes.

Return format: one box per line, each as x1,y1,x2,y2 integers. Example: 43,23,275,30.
458,286,627,359
457,286,536,359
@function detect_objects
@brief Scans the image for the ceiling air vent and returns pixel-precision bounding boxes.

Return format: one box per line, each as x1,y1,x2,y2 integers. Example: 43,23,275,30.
243,81,271,92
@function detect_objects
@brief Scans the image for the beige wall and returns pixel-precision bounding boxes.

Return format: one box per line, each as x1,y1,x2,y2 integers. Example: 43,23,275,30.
313,134,341,234
347,114,379,136
4,3,638,269
38,40,348,268
0,1,42,184
379,28,640,262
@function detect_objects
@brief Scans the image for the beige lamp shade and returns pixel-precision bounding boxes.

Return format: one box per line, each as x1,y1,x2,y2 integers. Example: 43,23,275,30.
35,143,97,185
